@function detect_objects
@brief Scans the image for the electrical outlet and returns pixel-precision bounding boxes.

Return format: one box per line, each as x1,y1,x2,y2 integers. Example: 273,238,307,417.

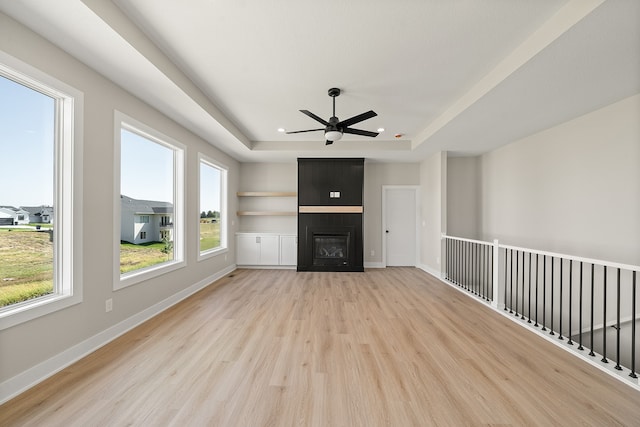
105,298,113,312
370,250,375,257
436,257,440,265
224,254,228,261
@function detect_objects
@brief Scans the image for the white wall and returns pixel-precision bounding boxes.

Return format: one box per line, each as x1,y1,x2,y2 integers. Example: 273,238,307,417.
419,152,447,275
363,162,420,265
446,156,479,239
237,163,298,234
478,94,640,265
0,13,239,396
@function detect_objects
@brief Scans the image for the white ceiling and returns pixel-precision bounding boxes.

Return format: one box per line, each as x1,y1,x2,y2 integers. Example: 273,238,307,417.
1,0,638,162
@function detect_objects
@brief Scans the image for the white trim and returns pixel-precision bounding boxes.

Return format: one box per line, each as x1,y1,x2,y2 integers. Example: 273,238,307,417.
364,262,385,269
197,152,228,261
0,50,84,330
0,265,236,405
418,263,442,279
382,185,420,267
113,111,186,291
499,243,640,273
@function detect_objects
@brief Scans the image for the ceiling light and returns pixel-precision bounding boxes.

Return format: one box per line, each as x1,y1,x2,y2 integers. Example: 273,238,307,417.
277,127,285,133
325,130,343,142
377,127,385,133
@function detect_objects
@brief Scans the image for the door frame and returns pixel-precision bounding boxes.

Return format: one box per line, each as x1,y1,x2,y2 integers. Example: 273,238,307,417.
381,185,420,267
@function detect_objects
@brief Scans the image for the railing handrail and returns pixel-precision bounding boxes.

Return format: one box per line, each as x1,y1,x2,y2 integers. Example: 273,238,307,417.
442,234,640,273
499,243,640,273
441,233,492,246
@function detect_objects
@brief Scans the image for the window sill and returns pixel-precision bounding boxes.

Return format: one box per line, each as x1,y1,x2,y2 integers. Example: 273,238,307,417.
115,260,186,291
0,292,82,331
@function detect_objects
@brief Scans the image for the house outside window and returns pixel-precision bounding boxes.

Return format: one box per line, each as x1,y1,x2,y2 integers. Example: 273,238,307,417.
115,111,184,290
0,52,83,330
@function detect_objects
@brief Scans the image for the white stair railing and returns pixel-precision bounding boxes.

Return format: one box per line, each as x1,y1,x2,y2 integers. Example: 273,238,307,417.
442,234,639,389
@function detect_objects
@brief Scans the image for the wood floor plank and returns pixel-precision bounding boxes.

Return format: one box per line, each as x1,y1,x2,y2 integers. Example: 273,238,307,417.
1,268,639,426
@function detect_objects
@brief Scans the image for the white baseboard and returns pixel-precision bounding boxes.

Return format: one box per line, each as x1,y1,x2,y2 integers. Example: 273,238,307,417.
417,263,442,278
364,262,385,268
0,265,236,405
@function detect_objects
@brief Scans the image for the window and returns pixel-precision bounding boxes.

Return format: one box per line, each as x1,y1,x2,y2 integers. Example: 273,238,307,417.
198,154,227,258
115,111,184,289
0,52,83,330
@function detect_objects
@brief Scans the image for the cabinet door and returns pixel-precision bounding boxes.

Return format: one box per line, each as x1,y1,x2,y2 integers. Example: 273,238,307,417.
236,235,260,265
258,235,280,265
279,235,297,265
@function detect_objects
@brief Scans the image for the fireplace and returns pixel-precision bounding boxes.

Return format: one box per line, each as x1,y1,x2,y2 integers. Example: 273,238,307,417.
297,158,364,272
313,232,350,266
298,221,362,272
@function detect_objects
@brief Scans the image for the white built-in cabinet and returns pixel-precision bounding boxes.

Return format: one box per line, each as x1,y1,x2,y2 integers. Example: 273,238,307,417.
236,233,296,266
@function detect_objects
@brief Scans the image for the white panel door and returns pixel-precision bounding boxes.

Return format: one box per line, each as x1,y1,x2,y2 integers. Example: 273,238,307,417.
384,187,417,266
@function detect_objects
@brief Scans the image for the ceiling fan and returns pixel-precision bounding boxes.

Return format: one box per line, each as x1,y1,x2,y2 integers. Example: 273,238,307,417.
286,88,379,145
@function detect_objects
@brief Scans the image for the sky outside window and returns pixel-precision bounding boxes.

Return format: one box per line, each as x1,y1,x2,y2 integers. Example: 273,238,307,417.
0,75,54,207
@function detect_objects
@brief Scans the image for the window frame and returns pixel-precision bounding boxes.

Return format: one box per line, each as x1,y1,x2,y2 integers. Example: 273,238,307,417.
0,51,83,331
197,153,228,261
114,111,185,290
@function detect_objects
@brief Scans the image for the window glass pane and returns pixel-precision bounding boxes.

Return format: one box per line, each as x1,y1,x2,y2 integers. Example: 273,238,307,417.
0,75,55,308
120,128,175,274
199,161,222,253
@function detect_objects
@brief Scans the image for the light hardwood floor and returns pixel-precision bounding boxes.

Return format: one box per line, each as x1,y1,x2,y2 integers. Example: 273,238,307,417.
1,268,639,426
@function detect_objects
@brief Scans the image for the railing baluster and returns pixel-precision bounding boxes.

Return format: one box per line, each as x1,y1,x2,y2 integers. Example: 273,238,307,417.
559,258,563,339
589,263,595,357
515,250,519,316
473,242,477,294
504,248,508,311
542,256,547,331
457,239,461,285
631,271,637,379
510,250,514,314
521,251,525,320
477,243,480,296
578,261,584,351
602,266,608,363
489,244,493,302
445,238,449,280
528,252,532,323
550,256,555,336
568,260,574,345
483,244,487,300
615,268,622,371
466,241,469,291
534,254,539,327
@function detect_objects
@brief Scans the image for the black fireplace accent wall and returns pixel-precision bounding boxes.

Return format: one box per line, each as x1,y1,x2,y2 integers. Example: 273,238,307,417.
297,158,364,272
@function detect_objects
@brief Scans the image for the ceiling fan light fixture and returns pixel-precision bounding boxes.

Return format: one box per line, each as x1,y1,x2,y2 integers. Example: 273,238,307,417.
325,130,343,142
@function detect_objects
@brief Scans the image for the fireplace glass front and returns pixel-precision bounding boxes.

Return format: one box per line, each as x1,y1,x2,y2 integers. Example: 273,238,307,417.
313,234,350,266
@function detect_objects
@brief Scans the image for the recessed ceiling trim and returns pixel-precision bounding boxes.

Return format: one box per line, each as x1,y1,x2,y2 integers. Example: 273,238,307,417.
412,0,605,150
81,0,252,149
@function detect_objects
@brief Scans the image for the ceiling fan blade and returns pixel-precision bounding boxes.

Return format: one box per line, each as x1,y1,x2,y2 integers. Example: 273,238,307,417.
285,128,324,134
338,110,377,128
300,110,329,126
343,127,379,138
325,140,334,145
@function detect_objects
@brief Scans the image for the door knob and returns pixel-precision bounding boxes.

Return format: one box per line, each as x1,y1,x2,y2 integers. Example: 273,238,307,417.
385,230,389,233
